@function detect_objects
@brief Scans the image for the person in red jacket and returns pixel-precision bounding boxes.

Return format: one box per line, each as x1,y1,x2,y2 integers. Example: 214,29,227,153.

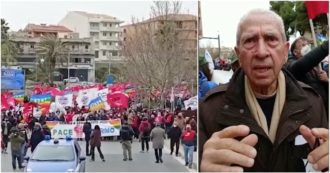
138,117,151,152
182,124,196,168
65,110,74,123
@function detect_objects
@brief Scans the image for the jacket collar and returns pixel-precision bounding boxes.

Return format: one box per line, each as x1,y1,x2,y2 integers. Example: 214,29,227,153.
216,68,312,146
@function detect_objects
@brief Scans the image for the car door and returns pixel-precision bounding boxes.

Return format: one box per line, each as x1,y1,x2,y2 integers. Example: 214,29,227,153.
74,141,85,172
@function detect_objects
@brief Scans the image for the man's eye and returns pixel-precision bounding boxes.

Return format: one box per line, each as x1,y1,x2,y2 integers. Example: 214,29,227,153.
266,36,279,46
243,38,256,48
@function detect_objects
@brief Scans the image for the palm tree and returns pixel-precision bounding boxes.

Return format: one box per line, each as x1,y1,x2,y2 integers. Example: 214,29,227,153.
1,39,17,66
36,34,69,84
1,18,17,66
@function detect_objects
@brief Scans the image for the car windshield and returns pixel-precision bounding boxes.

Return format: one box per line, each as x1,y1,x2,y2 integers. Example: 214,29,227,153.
31,145,75,161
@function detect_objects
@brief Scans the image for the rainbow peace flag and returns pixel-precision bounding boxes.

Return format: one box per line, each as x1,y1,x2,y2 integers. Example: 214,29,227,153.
46,121,60,129
14,92,25,104
89,96,105,112
31,93,51,114
109,118,121,129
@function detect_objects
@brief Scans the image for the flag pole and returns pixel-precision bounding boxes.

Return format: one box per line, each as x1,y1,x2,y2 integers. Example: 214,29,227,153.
308,19,322,70
309,19,318,47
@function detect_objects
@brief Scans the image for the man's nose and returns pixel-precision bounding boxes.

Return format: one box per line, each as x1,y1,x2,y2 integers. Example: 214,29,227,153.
255,39,270,58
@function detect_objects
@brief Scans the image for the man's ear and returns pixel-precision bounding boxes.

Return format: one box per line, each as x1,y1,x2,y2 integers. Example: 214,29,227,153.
234,46,241,65
284,41,290,62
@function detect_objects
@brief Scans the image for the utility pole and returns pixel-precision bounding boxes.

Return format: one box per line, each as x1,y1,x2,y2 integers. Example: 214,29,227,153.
67,52,70,79
218,34,221,57
199,35,221,56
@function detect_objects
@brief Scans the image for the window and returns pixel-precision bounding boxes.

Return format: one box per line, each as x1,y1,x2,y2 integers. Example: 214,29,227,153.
112,51,118,56
95,51,99,58
75,58,79,63
31,145,74,161
110,33,112,37
103,42,106,45
103,23,107,27
123,37,126,41
72,45,75,49
123,29,126,33
103,50,106,56
85,58,91,63
103,32,106,36
85,45,89,49
177,21,183,28
30,44,34,48
109,42,112,45
110,24,112,27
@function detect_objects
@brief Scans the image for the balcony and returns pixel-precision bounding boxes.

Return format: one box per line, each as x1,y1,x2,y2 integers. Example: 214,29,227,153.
89,26,100,32
69,49,94,55
95,56,123,63
99,44,119,50
99,36,119,42
100,26,121,32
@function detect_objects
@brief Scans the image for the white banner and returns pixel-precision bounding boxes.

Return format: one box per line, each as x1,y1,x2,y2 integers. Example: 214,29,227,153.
55,94,73,107
184,96,198,110
76,88,98,108
97,88,110,110
46,119,121,138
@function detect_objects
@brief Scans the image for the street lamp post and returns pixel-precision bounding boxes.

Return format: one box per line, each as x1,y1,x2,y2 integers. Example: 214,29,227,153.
67,52,70,79
35,58,44,82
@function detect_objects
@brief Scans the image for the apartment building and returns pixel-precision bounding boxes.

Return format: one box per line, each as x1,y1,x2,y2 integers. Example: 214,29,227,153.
58,11,123,63
9,24,95,82
24,23,73,38
121,13,198,60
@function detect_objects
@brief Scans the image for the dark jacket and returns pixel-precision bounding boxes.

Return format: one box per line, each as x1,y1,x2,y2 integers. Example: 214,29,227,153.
120,124,134,142
83,122,92,141
90,129,101,147
199,69,328,172
286,41,329,114
167,126,182,141
30,130,44,152
1,121,12,136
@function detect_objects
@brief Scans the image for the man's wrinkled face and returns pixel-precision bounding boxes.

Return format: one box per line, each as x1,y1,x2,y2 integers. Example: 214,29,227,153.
235,14,289,91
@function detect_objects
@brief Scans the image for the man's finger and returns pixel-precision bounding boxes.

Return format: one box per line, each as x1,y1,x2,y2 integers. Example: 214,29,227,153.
214,125,250,139
214,149,255,167
241,134,258,146
201,162,243,172
204,138,257,158
299,125,315,148
312,155,329,171
308,141,328,164
311,128,329,140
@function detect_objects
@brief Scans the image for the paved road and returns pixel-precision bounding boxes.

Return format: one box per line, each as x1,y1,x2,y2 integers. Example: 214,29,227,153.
1,139,197,172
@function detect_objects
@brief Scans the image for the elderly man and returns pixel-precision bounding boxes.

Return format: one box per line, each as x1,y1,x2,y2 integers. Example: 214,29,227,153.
199,9,328,172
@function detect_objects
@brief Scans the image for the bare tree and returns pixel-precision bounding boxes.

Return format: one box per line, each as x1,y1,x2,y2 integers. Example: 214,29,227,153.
122,1,196,108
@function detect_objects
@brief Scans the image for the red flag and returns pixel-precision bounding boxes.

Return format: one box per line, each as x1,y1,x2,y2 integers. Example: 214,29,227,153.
107,92,129,108
1,92,15,110
305,1,329,20
50,87,64,96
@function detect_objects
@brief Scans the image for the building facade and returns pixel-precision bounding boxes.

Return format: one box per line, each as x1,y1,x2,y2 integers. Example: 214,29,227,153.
58,11,123,64
121,13,198,60
8,24,95,82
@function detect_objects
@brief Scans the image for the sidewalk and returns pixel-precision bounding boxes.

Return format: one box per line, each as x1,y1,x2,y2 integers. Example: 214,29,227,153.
163,139,197,172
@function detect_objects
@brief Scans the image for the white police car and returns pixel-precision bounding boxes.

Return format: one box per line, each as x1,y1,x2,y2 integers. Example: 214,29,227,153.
24,136,86,172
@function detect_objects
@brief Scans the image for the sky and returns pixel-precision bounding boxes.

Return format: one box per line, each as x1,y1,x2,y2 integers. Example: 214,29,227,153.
1,0,198,31
200,0,270,48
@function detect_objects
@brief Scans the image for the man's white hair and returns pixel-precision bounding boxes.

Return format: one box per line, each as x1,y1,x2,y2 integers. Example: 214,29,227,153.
236,9,286,46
